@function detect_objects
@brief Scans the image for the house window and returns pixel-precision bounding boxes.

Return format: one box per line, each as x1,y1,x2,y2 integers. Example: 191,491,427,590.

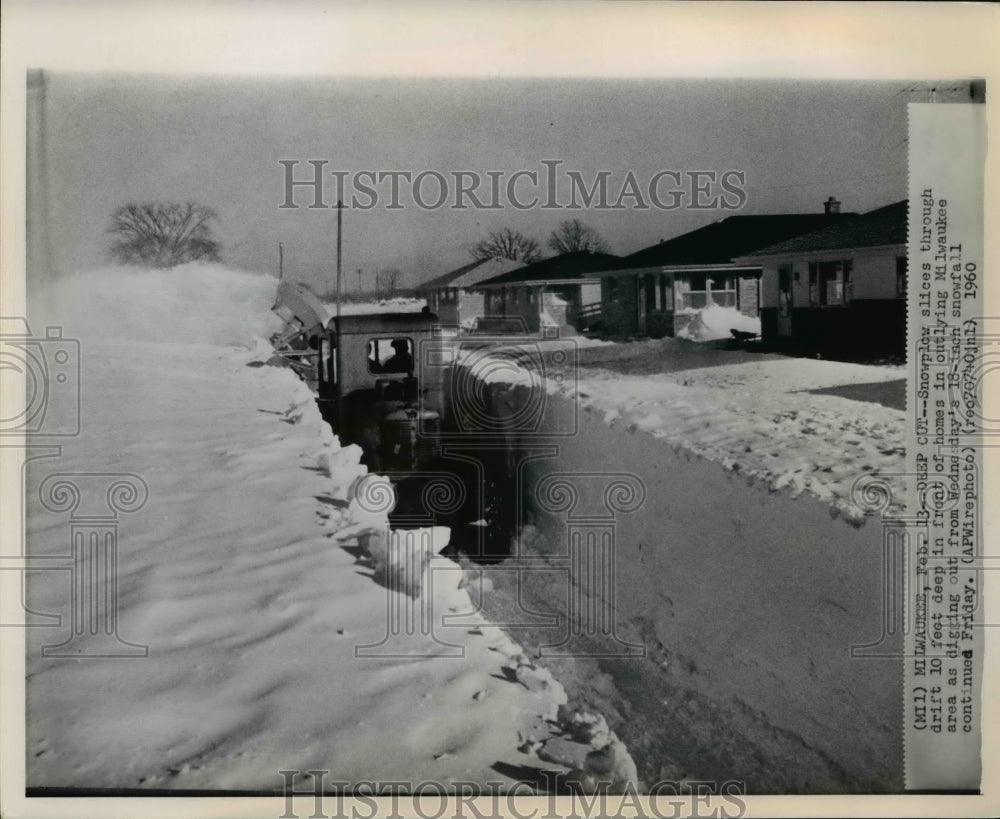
658,274,670,311
816,260,852,306
679,274,708,311
676,273,736,311
896,256,908,297
528,288,536,305
512,287,519,306
709,274,737,308
644,276,657,313
608,277,620,303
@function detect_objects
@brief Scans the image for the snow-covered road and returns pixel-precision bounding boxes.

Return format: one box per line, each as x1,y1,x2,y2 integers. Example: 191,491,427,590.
453,338,907,790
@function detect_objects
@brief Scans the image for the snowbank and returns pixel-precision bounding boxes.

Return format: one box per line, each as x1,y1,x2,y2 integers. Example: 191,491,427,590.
448,340,906,519
676,304,761,342
539,292,568,330
452,356,904,789
562,358,905,520
33,262,284,347
327,296,427,315
563,335,616,349
25,264,630,791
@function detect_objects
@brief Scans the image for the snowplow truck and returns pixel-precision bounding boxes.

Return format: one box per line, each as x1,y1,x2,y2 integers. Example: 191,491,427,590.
271,282,444,473
316,312,444,473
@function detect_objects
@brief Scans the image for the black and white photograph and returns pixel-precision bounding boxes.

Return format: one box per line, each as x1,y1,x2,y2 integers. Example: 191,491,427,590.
1,3,996,818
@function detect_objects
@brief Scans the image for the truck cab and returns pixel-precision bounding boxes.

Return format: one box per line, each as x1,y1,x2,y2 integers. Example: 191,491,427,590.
316,312,445,473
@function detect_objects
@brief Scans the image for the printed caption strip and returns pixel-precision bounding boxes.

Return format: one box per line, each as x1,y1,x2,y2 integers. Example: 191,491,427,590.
905,102,986,791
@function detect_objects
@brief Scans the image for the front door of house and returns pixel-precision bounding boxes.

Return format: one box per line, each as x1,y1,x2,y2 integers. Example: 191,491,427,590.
777,264,793,337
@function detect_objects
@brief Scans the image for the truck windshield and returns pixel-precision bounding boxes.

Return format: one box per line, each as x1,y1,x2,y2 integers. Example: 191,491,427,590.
368,337,414,374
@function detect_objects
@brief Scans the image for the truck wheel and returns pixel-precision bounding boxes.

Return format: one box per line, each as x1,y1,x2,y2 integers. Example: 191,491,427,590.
358,424,381,471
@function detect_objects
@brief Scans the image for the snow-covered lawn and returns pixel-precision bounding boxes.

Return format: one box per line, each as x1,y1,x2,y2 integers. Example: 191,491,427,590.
25,265,632,791
559,350,906,520
448,326,905,520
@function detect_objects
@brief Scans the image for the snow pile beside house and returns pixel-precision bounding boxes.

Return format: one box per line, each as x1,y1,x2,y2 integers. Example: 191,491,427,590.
25,263,633,791
675,304,761,342
539,292,568,329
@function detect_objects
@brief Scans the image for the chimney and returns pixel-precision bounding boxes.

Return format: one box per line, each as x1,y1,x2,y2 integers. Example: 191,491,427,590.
824,196,841,215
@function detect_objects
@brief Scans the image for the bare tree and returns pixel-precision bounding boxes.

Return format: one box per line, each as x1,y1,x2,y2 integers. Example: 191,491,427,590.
380,269,402,299
107,201,221,268
471,227,542,264
546,218,610,255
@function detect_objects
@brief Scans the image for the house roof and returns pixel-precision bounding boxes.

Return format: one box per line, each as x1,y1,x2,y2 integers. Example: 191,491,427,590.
473,250,623,288
415,257,522,291
740,200,907,257
617,212,857,270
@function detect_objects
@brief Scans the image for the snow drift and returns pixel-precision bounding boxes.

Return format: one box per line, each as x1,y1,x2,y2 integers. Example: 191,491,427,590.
24,262,634,792
676,304,761,342
32,262,284,347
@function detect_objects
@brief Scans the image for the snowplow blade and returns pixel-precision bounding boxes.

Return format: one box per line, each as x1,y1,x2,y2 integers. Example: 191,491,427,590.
272,279,331,338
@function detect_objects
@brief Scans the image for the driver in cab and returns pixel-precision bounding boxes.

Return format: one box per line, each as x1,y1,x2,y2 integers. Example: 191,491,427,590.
380,338,413,374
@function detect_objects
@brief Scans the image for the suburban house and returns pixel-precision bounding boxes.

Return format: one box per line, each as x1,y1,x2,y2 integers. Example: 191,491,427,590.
471,250,620,334
415,257,521,329
596,199,856,338
734,199,907,355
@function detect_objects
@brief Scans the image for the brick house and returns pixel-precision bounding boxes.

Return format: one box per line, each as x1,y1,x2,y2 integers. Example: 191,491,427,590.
596,201,855,338
415,257,521,329
471,250,620,334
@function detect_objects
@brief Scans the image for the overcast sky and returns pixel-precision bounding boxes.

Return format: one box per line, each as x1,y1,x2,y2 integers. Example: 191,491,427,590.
34,74,965,291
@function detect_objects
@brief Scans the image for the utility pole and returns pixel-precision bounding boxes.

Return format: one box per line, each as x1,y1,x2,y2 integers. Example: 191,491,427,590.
336,200,343,320
357,268,362,296
278,242,284,279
